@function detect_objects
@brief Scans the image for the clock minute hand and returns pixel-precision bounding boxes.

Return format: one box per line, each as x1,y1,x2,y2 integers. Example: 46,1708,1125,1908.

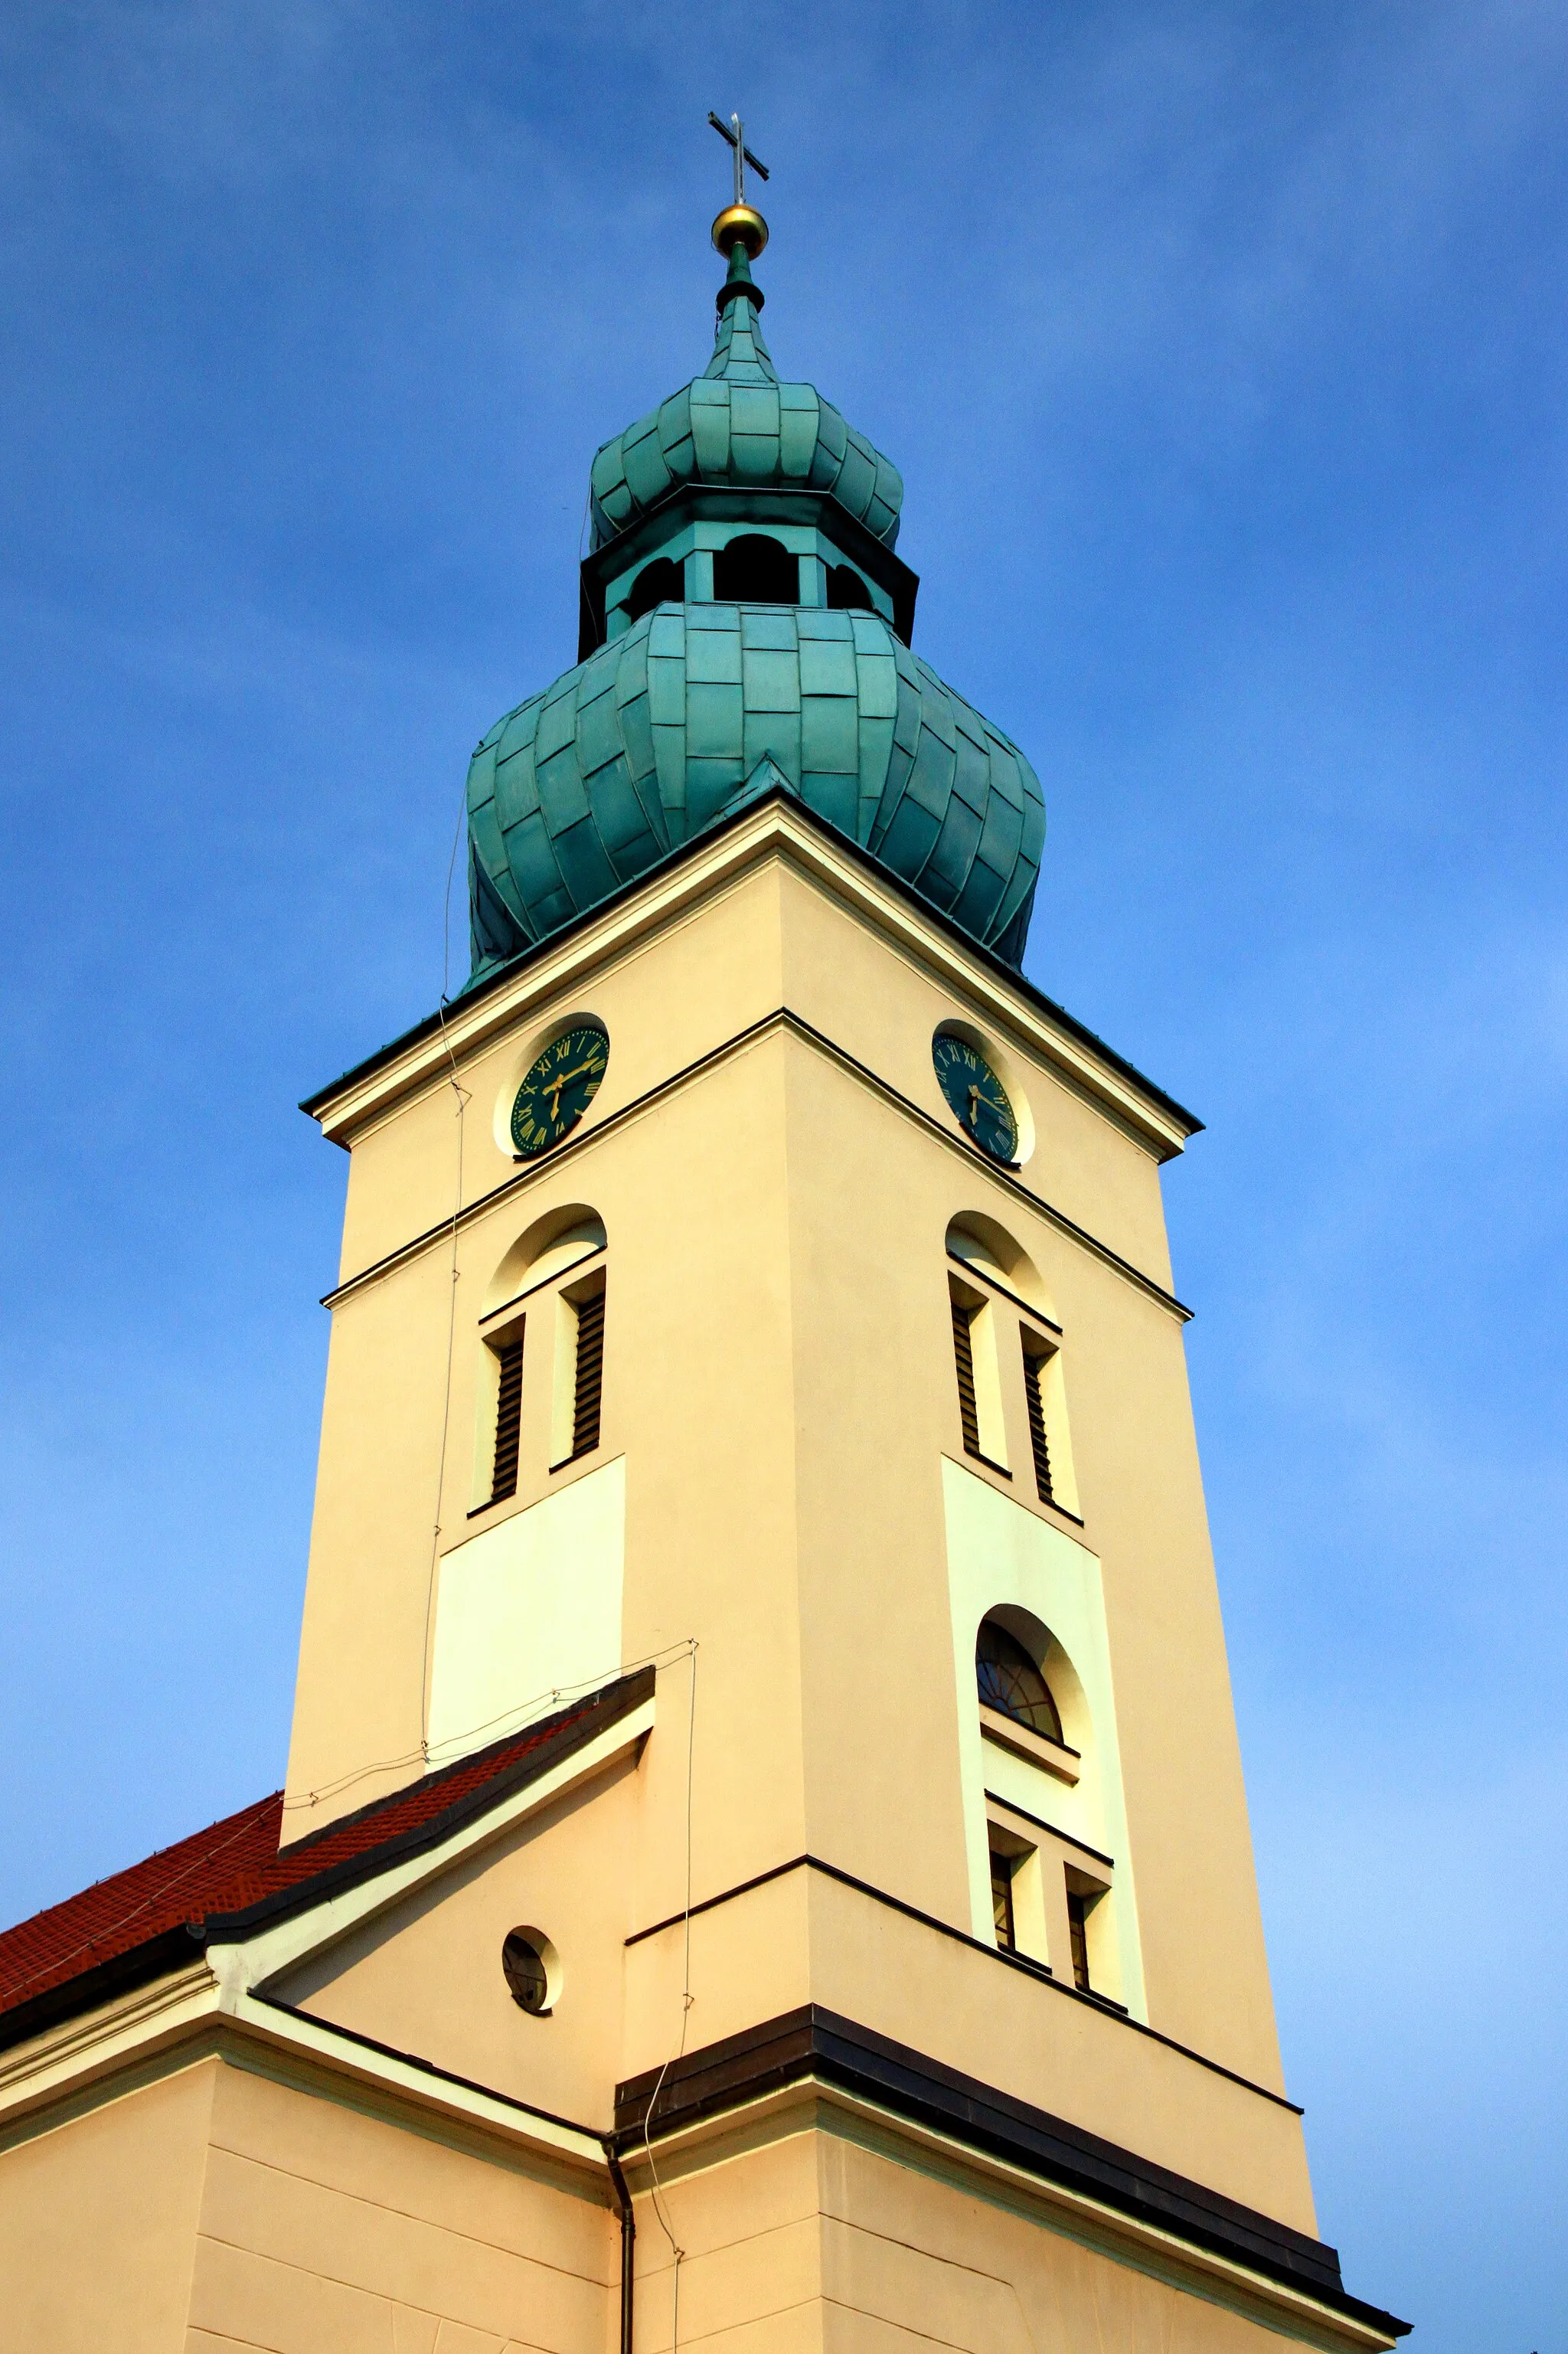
547,1057,601,1109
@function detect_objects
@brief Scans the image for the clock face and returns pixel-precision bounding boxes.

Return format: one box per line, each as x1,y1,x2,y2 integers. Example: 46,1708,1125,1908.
933,1033,1018,1164
510,1025,609,1157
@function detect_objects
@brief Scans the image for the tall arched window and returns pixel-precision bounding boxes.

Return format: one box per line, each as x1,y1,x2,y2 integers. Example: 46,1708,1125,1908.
472,1209,607,1511
946,1215,1080,1515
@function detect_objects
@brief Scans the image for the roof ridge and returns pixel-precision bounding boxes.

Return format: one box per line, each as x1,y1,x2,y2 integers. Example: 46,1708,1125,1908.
274,1679,638,1858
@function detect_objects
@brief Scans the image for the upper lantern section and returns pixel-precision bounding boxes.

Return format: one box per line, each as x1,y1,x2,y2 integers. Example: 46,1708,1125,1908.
588,244,905,557
574,214,921,658
464,193,1045,987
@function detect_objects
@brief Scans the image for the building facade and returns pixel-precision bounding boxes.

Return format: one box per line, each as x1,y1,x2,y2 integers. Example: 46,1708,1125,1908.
0,190,1406,2353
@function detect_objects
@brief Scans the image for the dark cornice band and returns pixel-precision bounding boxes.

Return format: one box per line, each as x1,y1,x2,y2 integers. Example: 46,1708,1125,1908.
613,2003,1409,2339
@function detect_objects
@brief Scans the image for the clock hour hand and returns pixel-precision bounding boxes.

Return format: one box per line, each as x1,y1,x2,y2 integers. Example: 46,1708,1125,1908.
967,1081,1011,1145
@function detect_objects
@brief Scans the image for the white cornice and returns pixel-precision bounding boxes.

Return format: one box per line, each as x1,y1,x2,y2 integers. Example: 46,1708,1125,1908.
218,1991,605,2169
0,1970,603,2177
0,1960,218,2130
309,803,1196,1162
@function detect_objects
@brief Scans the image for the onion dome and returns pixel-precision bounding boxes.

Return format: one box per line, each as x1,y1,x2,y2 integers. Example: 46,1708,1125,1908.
465,208,1045,984
588,244,904,555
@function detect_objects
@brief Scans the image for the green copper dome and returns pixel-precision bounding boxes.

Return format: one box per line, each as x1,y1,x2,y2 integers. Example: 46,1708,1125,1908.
466,233,1044,982
469,603,1040,971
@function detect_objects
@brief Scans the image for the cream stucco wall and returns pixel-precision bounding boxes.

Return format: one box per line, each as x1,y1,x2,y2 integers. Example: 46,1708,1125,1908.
188,2058,609,2354
1,666,1403,2339
428,1455,628,1763
283,1738,664,2127
0,2042,618,2352
0,2059,216,2350
270,807,1315,2263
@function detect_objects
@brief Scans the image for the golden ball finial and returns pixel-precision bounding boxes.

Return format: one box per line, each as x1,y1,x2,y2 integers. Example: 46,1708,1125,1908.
711,203,768,258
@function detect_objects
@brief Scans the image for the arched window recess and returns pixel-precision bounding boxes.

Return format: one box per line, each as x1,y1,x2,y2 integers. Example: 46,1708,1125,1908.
481,1213,605,1332
470,1209,609,1515
946,1217,1080,1519
975,1616,1077,1780
946,1218,1059,1332
587,515,915,653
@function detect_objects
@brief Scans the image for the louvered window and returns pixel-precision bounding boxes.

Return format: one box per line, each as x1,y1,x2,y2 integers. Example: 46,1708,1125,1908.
951,1300,982,1457
1022,1342,1054,1502
490,1334,524,1502
570,1287,605,1460
950,1284,1011,1470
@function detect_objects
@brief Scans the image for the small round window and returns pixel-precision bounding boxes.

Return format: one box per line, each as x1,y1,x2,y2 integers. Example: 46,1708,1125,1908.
501,1929,554,2015
976,1620,1063,1744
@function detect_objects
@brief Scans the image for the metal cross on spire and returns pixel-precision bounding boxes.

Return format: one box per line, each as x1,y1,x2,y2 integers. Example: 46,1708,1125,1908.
707,110,769,208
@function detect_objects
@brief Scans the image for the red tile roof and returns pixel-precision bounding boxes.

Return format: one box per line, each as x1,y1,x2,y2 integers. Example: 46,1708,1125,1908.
0,1672,648,2038
0,1790,285,2024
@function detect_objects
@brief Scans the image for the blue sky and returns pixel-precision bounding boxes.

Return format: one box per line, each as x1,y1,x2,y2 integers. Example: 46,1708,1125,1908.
2,4,1564,2343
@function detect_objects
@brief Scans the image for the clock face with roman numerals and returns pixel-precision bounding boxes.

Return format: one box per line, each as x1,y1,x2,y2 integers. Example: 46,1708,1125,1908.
510,1025,609,1157
933,1032,1018,1164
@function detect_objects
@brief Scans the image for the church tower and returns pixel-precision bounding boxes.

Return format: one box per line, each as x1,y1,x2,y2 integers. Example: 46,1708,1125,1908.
0,152,1407,2354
